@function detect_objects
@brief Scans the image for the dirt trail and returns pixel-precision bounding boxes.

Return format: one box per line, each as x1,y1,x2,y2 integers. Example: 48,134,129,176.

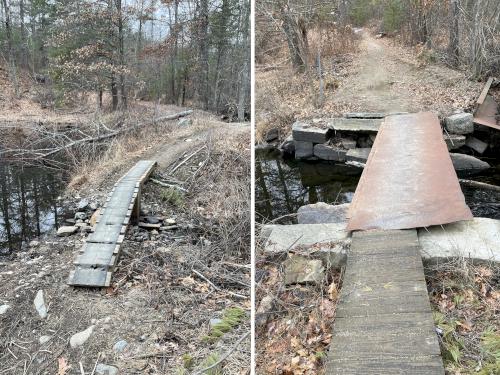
333,30,481,114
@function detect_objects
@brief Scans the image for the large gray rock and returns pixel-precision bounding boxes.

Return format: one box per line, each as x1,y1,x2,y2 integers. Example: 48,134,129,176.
284,255,324,284
265,128,279,142
113,339,128,353
313,144,346,161
294,141,313,159
340,138,357,149
297,202,350,224
450,153,490,176
418,218,500,263
465,137,488,154
57,226,78,237
95,364,119,375
70,325,95,347
346,148,371,163
445,113,474,135
264,223,348,253
292,122,330,143
77,199,89,211
443,134,466,150
34,290,47,319
328,118,382,132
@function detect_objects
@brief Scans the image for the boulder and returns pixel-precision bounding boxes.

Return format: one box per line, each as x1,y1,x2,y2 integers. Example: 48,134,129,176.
57,226,78,237
346,148,371,163
465,137,488,154
443,134,466,150
284,255,324,284
340,138,357,149
34,290,48,319
294,141,313,159
418,218,500,263
292,122,330,143
297,202,350,224
444,113,474,135
328,118,382,132
70,325,95,348
264,223,348,253
279,135,295,155
313,144,347,161
450,153,490,176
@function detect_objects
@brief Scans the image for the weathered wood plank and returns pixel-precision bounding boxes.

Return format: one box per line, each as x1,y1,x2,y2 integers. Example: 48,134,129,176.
326,229,444,374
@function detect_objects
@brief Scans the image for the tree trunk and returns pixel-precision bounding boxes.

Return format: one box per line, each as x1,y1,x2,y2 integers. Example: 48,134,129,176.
238,0,250,121
1,0,19,97
111,74,118,111
280,5,307,72
198,0,210,109
448,0,460,67
116,0,127,108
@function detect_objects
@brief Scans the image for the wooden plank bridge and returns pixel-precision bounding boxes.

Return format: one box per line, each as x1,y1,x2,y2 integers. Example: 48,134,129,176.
68,160,156,287
326,112,475,374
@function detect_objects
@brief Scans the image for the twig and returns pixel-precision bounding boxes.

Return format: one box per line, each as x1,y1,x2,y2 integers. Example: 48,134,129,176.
150,178,188,193
170,145,207,174
192,331,250,375
79,362,85,374
192,269,249,300
90,353,100,375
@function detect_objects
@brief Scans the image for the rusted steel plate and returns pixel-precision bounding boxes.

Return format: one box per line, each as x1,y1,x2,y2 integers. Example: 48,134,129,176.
347,112,473,231
474,95,500,130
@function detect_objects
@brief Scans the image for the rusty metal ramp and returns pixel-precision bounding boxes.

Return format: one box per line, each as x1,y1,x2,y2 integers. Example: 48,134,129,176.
347,112,473,231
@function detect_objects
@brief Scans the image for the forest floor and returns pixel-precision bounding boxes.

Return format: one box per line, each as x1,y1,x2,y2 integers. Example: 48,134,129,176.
0,81,252,375
255,29,483,141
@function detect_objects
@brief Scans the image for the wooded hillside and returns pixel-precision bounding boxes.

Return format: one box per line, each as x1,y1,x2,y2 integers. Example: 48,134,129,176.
0,0,250,120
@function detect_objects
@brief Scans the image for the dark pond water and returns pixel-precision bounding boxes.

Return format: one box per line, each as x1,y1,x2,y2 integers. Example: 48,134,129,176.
255,151,500,223
0,163,66,254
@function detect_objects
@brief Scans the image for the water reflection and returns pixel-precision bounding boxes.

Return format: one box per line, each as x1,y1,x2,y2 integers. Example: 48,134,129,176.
255,152,361,222
0,164,65,254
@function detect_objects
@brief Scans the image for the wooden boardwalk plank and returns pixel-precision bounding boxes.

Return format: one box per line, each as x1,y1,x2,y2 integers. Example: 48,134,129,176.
325,230,445,374
68,160,156,287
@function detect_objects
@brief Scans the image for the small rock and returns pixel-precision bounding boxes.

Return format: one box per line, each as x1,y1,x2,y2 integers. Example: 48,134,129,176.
29,240,40,247
165,218,176,225
209,318,222,327
39,335,51,344
340,138,357,149
77,199,89,211
70,325,95,348
89,202,98,210
0,304,11,315
57,226,78,237
151,229,159,235
34,290,48,319
113,339,128,353
279,135,295,155
65,218,76,225
95,364,119,375
283,255,324,285
178,118,192,127
145,216,160,224
74,212,87,220
465,136,488,154
445,113,474,134
265,128,279,142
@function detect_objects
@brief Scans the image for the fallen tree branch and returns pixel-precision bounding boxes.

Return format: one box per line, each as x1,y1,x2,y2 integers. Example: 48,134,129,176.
192,330,250,375
170,145,207,174
192,269,249,300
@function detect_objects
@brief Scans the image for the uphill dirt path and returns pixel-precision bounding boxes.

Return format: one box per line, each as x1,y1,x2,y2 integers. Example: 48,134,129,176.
333,30,481,115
